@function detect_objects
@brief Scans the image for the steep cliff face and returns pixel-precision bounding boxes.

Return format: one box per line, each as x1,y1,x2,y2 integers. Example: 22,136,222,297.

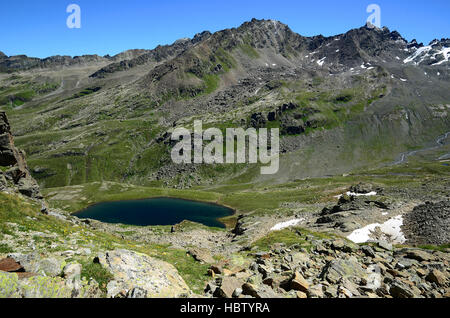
0,112,42,199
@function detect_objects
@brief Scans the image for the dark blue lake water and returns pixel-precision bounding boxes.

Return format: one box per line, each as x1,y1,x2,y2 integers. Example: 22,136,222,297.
73,197,233,228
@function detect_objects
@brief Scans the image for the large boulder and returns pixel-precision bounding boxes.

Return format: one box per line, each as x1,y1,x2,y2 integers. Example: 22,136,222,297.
320,257,366,284
95,249,190,298
8,253,64,277
0,272,22,298
426,269,447,286
0,271,101,298
17,176,41,198
213,276,243,298
187,248,215,264
35,257,63,277
63,263,82,281
349,183,375,194
242,282,279,298
290,271,309,292
389,280,421,298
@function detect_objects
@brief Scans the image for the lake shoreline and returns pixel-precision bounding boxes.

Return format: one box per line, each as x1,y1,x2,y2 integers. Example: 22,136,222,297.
72,196,236,229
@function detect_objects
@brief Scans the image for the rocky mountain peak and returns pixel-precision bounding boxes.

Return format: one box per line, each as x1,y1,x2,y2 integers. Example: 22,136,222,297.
192,31,212,44
237,18,299,41
198,18,306,56
429,38,450,47
239,18,288,30
407,39,422,50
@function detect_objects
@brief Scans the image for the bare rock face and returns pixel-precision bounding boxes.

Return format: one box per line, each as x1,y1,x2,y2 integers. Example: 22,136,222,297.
0,111,42,199
95,249,191,298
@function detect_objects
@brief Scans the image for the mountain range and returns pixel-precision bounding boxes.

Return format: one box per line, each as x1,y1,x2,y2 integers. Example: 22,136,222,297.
0,18,449,188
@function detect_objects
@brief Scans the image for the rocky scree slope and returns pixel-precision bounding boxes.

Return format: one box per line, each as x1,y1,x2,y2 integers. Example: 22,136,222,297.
204,237,450,299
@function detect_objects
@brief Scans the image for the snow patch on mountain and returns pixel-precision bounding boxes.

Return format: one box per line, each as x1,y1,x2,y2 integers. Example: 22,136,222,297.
317,57,326,66
347,215,406,244
271,218,305,231
404,46,433,64
404,44,449,66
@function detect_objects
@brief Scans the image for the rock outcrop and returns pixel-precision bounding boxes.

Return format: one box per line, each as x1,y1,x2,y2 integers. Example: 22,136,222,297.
95,249,191,298
0,254,101,298
0,112,42,199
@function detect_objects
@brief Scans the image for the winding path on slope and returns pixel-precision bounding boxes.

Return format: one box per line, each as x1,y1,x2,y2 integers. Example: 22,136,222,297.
391,131,450,165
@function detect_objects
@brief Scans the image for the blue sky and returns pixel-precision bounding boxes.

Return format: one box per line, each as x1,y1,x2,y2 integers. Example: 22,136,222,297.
0,0,449,58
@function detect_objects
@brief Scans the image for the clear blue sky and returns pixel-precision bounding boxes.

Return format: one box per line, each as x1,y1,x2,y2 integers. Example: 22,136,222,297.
0,0,449,58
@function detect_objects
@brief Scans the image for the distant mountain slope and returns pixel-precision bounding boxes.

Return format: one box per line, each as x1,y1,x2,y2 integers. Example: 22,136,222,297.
0,19,448,188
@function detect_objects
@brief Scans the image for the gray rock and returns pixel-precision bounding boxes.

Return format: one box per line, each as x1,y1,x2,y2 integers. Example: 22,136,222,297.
377,241,393,251
97,249,190,298
127,287,148,298
232,287,243,298
349,183,375,194
321,258,366,284
403,249,435,262
361,245,376,258
17,176,41,198
396,257,418,269
390,280,420,298
290,271,309,292
106,280,126,298
0,272,21,298
339,278,361,297
337,221,362,232
7,252,40,272
307,284,324,298
37,258,62,277
214,276,243,298
60,250,76,257
83,279,102,298
403,201,450,246
363,265,382,291
187,248,215,264
242,283,278,298
63,263,82,280
77,248,92,256
426,269,447,286
324,285,338,298
258,264,272,278
291,252,310,265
